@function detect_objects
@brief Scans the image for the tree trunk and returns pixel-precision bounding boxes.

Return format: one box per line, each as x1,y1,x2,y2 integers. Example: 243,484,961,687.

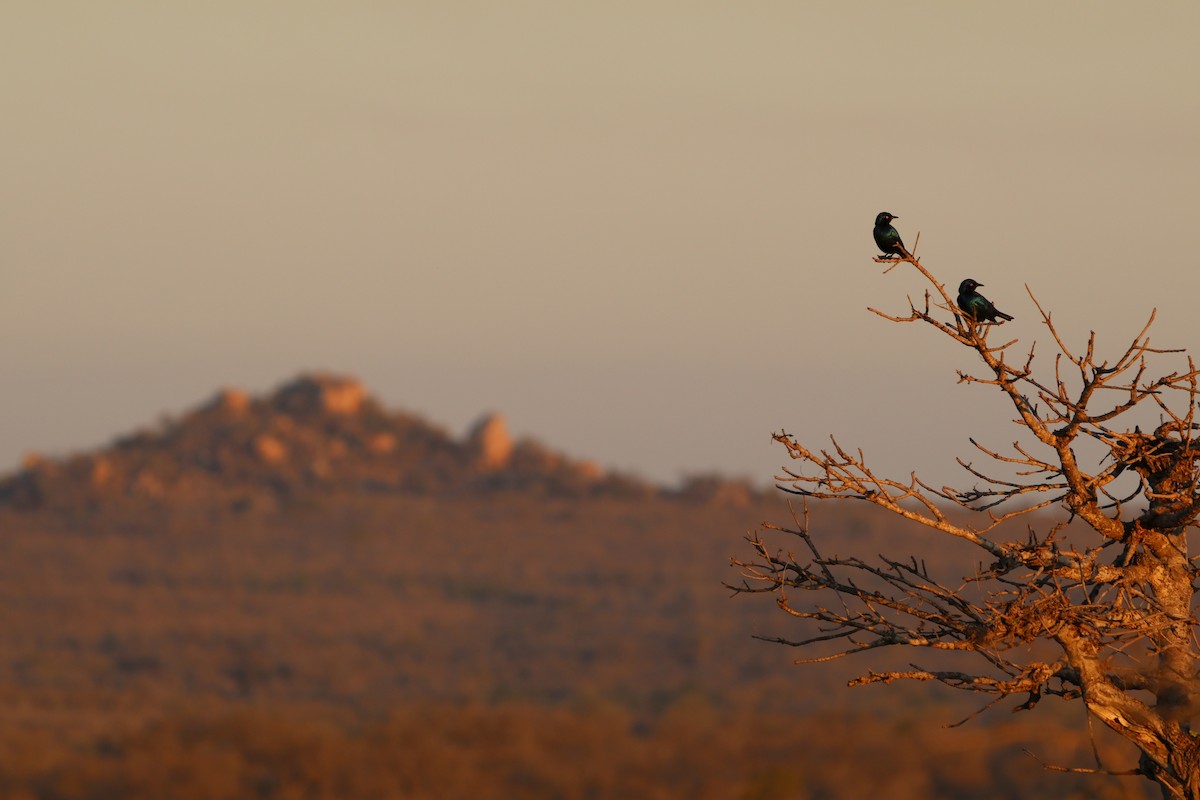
1149,739,1200,800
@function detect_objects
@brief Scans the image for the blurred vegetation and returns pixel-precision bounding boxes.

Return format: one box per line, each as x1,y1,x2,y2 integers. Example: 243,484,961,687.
0,375,1155,797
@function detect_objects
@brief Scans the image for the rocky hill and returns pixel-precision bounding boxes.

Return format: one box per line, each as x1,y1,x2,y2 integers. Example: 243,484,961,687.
0,373,758,512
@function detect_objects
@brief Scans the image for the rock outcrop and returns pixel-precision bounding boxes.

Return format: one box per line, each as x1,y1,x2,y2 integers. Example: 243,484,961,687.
206,388,251,417
0,372,726,513
466,413,514,471
274,374,366,416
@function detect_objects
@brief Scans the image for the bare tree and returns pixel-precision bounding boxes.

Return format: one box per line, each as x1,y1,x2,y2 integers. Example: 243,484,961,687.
731,254,1200,798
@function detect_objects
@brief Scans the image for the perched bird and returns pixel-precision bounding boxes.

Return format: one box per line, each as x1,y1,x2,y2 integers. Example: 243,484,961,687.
873,212,913,260
957,279,1013,323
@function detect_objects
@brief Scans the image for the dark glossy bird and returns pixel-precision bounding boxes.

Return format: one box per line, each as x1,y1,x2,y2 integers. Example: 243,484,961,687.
873,212,912,260
957,279,1013,323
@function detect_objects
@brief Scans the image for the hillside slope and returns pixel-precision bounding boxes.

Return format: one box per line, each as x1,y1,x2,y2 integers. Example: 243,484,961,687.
0,373,757,512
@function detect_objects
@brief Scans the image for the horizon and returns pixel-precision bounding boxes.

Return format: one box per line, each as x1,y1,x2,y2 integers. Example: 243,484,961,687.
0,368,769,492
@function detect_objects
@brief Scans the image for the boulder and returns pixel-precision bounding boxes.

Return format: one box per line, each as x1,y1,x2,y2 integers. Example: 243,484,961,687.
467,413,513,471
276,373,365,416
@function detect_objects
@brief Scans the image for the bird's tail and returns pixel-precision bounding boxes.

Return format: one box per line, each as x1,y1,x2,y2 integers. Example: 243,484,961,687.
997,311,1014,322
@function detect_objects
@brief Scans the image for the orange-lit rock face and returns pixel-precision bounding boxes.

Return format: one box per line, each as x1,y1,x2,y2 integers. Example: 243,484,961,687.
253,434,288,465
467,413,513,470
275,374,366,417
366,432,397,455
317,381,365,416
209,388,251,417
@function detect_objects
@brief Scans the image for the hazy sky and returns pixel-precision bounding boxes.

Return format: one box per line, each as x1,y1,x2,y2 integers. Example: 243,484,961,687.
4,2,1198,489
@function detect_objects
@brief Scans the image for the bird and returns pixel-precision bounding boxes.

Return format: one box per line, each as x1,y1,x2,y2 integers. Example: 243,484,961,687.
873,212,913,260
957,279,1013,323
